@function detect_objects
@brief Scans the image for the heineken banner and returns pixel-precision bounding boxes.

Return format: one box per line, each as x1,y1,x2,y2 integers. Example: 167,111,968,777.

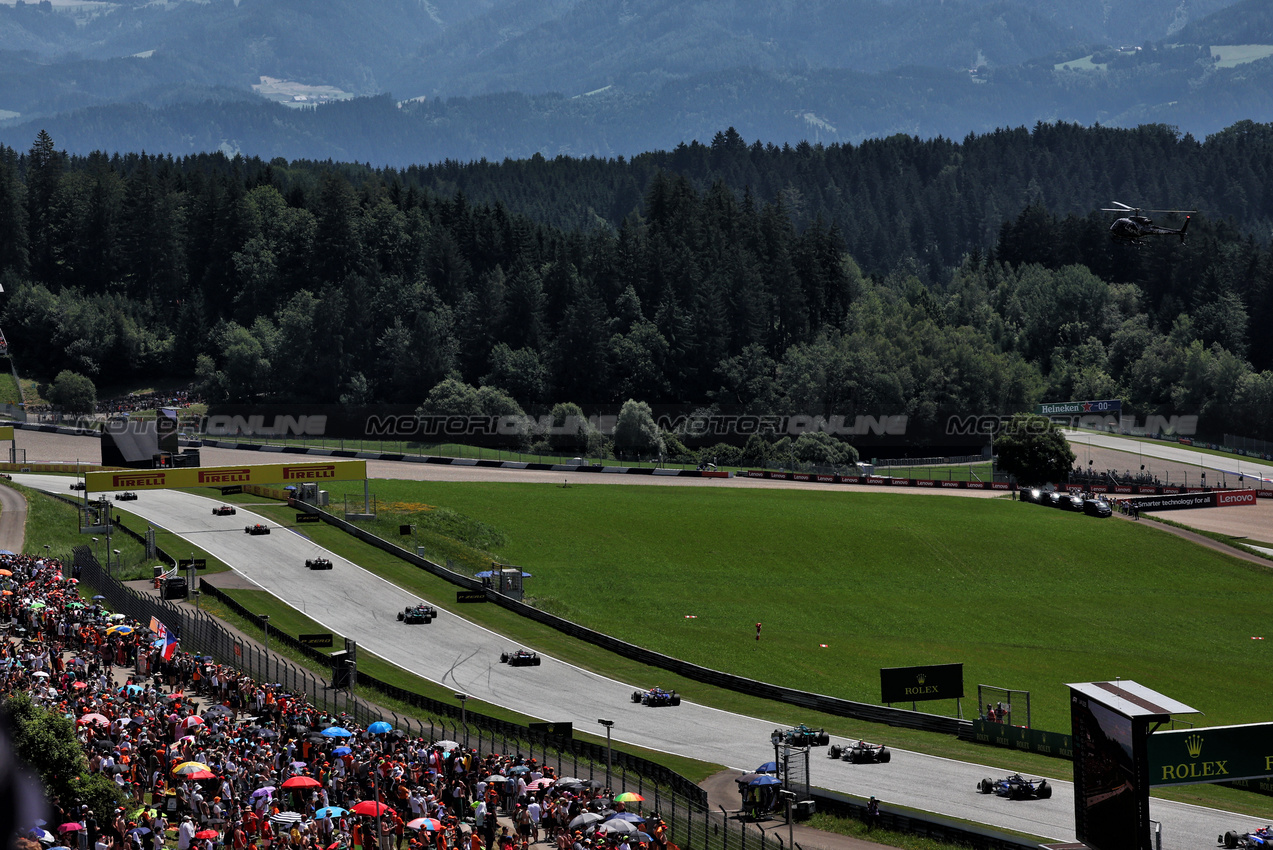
1148,723,1273,786
1035,399,1122,415
880,663,964,703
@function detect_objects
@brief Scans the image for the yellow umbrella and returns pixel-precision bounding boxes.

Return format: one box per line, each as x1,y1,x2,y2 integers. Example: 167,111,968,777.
172,761,212,776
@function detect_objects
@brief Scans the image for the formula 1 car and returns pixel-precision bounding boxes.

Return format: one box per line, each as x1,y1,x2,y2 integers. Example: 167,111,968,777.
70,482,86,490
977,773,1052,799
398,604,437,624
632,687,681,707
245,524,271,535
1221,826,1273,848
777,724,830,747
500,649,542,666
829,740,892,763
212,505,237,516
306,558,333,571
115,492,138,501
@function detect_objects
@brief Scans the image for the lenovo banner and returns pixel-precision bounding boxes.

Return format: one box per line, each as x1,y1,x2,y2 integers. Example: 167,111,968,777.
1128,489,1257,512
880,663,964,703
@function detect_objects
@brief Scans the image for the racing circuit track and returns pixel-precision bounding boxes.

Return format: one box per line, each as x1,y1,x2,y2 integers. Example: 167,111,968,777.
8,455,1255,850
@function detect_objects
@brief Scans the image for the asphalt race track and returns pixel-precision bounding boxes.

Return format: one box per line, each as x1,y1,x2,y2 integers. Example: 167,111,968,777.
10,467,1255,850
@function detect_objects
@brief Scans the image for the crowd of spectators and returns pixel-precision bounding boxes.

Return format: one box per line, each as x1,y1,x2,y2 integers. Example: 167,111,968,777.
3,556,673,850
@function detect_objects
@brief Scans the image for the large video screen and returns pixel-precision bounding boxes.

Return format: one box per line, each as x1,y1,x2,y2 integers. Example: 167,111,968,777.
1071,692,1149,850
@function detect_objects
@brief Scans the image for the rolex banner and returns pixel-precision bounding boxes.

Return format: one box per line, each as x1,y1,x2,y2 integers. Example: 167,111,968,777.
880,663,964,703
85,460,367,492
1148,723,1273,786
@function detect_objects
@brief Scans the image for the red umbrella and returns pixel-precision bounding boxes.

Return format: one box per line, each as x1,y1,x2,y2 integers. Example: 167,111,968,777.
78,713,110,727
58,824,85,834
185,769,217,780
194,830,219,840
281,776,320,789
351,801,391,817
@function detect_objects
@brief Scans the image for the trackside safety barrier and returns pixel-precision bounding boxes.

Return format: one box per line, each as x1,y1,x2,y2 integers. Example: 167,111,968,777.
286,499,970,737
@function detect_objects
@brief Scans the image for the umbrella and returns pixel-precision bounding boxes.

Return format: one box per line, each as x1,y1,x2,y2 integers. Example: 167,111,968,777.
66,601,84,608
332,747,352,756
250,787,276,799
72,681,88,690
526,778,556,791
248,727,278,739
406,818,442,832
194,831,219,840
27,601,45,609
107,613,126,620
606,814,645,824
315,808,346,820
176,716,205,731
78,713,110,727
432,740,460,750
281,776,320,790
755,762,779,774
485,775,509,784
32,671,50,679
289,760,308,770
29,828,53,843
92,595,107,600
568,814,604,831
203,705,233,719
636,833,653,843
351,801,391,817
507,765,531,775
128,828,152,837
57,824,83,834
748,776,782,787
106,625,133,635
321,727,353,738
613,792,644,803
735,773,764,786
269,813,303,828
367,721,393,734
599,821,637,836
578,780,604,790
0,569,11,576
172,761,213,776
1,590,11,596
185,769,217,780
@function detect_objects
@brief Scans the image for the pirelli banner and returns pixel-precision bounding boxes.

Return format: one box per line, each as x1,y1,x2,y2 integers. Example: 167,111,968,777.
85,460,367,492
880,662,964,703
1128,489,1256,512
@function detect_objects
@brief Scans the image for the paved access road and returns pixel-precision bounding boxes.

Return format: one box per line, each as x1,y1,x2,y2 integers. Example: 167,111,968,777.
15,472,1250,850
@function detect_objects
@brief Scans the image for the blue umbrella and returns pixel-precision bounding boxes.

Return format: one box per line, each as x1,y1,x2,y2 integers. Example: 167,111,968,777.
321,727,353,738
605,813,645,824
748,776,782,787
315,807,347,819
332,746,352,755
367,721,393,734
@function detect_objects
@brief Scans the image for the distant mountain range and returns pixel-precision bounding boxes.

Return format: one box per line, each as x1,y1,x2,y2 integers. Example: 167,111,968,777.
0,0,1269,164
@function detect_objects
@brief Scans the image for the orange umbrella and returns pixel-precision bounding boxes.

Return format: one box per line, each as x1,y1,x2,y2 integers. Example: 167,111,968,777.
0,569,12,576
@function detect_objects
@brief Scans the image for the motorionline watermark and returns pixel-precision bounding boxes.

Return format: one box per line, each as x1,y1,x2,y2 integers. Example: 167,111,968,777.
361,413,910,439
179,411,913,439
945,413,1199,437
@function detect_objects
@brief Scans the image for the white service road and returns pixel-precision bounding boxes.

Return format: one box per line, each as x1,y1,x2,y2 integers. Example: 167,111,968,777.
15,472,1251,849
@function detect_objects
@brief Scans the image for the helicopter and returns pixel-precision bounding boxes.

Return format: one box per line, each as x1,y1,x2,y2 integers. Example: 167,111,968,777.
1103,201,1194,245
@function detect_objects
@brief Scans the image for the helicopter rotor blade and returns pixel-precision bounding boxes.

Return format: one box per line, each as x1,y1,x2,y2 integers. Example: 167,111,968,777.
1105,201,1135,211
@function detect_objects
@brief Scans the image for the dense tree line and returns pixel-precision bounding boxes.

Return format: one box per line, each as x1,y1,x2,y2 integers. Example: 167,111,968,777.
2,123,1273,443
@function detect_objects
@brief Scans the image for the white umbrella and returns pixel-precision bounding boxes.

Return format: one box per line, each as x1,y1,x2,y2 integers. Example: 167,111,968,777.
599,821,637,836
32,671,50,678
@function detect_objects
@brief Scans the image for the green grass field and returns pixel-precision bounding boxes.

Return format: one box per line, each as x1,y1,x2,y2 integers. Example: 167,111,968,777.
1211,44,1273,69
318,479,1271,734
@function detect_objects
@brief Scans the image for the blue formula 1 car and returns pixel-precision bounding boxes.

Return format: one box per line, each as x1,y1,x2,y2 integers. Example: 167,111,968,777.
1221,827,1273,849
977,773,1052,799
632,686,681,706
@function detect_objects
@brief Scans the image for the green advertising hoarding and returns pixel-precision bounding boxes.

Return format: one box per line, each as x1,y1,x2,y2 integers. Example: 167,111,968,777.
972,720,1072,759
1148,723,1273,786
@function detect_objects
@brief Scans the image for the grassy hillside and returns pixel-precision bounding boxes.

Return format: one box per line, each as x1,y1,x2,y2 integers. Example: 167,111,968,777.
320,479,1270,733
